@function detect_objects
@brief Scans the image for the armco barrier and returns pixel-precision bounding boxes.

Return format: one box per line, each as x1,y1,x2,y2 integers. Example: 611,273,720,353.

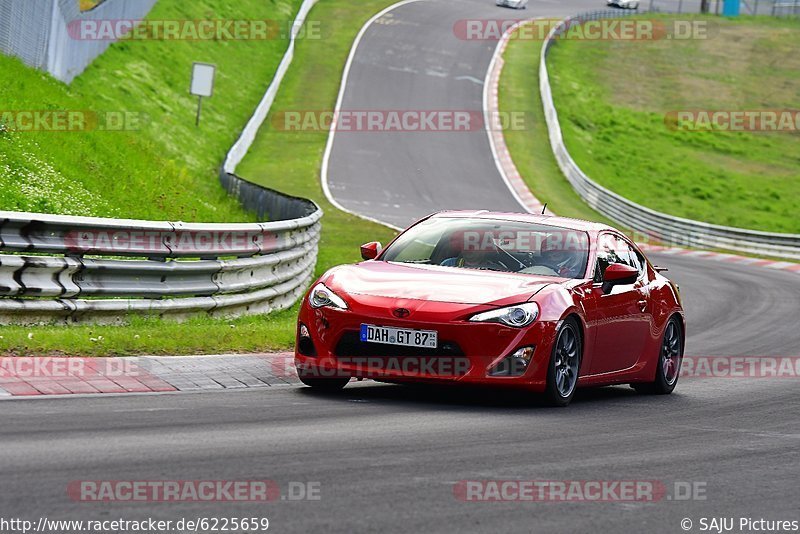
0,188,321,324
539,11,800,260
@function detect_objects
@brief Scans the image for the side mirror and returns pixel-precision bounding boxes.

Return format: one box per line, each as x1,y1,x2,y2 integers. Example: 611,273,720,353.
601,263,638,294
360,241,382,260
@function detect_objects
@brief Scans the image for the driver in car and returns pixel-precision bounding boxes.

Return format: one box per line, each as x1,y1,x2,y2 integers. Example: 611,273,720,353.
539,245,583,278
440,247,508,271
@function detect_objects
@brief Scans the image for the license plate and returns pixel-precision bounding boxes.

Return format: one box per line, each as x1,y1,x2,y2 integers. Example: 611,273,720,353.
360,324,438,349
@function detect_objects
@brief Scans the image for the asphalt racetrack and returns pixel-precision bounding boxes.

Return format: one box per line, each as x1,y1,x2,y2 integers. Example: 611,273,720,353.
1,1,798,533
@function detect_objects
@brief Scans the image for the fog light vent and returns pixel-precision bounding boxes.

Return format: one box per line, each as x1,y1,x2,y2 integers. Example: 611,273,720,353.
489,346,535,377
297,323,316,357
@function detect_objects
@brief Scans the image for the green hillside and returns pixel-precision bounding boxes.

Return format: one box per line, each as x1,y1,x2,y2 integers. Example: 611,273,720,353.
0,0,302,222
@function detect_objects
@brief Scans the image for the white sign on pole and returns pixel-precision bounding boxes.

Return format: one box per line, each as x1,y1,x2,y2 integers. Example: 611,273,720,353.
190,62,216,97
190,62,216,126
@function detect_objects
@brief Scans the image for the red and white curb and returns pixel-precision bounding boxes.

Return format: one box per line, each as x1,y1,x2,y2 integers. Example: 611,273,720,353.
637,245,800,274
0,353,299,398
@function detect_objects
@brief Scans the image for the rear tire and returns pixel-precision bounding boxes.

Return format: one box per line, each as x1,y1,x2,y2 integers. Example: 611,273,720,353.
633,316,683,395
543,317,582,407
298,370,349,391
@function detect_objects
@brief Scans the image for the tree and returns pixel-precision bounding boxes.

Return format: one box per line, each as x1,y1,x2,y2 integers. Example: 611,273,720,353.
700,0,711,13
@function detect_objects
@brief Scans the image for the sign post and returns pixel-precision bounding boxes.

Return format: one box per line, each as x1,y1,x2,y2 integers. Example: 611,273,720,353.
190,62,216,126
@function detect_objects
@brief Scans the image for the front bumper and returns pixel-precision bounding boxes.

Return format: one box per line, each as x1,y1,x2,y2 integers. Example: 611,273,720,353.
294,296,559,391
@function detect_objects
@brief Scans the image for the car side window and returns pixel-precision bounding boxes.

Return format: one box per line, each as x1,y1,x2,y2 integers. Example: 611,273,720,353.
613,237,646,278
626,242,645,276
613,238,635,269
594,235,642,284
594,236,623,283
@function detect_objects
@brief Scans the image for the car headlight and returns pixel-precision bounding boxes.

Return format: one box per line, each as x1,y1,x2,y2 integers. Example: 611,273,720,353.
309,283,348,310
469,302,539,327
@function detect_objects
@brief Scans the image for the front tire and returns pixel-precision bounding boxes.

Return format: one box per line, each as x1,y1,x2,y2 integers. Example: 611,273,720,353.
543,317,582,407
633,316,683,395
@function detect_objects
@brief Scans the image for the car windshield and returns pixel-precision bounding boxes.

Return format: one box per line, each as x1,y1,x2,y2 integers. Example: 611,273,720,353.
380,217,590,279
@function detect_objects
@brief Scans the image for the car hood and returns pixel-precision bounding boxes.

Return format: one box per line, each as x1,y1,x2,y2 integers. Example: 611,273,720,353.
323,261,556,306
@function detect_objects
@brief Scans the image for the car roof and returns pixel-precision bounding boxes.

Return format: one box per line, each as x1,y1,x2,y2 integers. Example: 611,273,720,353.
428,210,618,236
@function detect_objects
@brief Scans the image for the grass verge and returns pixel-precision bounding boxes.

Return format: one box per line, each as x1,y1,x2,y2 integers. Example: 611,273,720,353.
545,15,800,233
498,24,614,225
0,312,296,357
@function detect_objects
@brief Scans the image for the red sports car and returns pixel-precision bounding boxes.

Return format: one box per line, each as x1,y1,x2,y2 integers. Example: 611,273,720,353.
295,211,685,406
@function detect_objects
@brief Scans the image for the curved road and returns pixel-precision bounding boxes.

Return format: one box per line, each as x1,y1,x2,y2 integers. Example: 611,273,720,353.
324,0,600,227
1,1,799,533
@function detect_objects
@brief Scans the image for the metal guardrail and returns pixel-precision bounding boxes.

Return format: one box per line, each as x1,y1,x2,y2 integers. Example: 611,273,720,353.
0,186,321,323
539,10,800,260
772,0,800,15
0,0,324,324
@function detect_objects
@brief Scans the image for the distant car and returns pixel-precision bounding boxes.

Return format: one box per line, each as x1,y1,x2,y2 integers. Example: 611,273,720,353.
496,0,529,9
607,0,640,8
294,211,685,407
